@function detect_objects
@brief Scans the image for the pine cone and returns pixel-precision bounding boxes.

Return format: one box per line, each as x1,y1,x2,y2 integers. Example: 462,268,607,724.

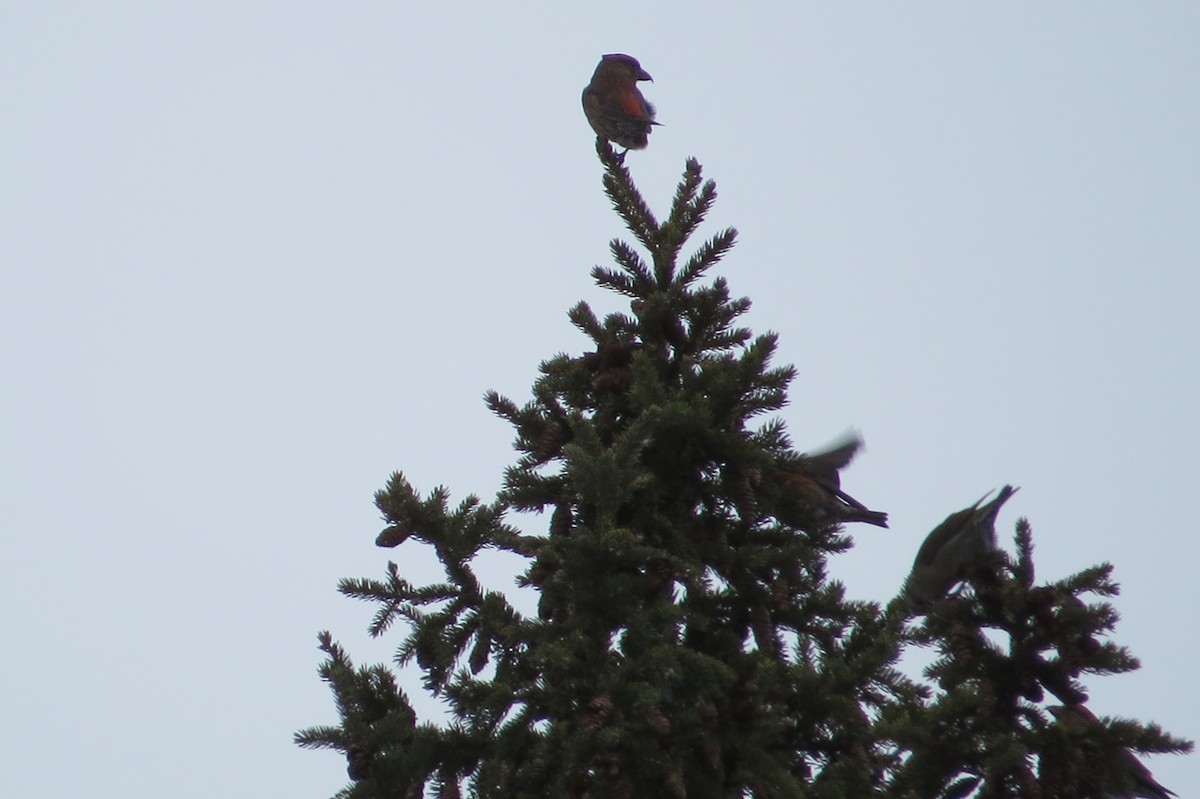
581,695,614,730
346,744,374,781
376,523,411,548
551,503,574,537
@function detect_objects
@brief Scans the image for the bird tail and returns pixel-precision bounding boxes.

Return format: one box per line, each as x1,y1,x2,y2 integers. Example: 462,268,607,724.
845,508,889,529
978,484,1018,545
981,485,1019,519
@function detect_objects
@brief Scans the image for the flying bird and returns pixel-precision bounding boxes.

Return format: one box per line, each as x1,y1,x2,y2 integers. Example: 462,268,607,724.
771,433,889,529
582,54,659,152
903,485,1017,609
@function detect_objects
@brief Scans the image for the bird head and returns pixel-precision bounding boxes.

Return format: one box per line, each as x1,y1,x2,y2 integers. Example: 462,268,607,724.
600,53,653,82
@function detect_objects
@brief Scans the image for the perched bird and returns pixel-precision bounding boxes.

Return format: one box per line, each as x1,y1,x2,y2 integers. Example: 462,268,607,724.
771,433,889,529
582,54,659,152
903,485,1017,608
1048,705,1178,798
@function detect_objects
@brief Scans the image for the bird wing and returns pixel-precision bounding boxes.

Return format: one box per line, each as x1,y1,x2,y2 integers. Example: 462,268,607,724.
912,510,970,567
798,434,863,487
584,84,654,123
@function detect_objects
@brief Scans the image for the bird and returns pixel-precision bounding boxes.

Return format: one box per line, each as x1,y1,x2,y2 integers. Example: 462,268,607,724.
771,433,889,529
903,485,1017,608
582,54,659,152
1048,705,1178,798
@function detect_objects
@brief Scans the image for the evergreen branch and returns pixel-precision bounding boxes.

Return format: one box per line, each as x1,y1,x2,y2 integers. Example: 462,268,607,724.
652,159,708,285
686,278,752,353
1081,642,1140,675
597,139,659,251
662,159,707,252
608,239,655,288
665,157,704,230
336,575,454,606
369,601,405,639
501,465,567,510
566,301,603,342
685,170,717,221
590,266,636,297
708,327,754,351
1011,518,1036,588
294,726,348,750
1059,562,1120,597
753,418,794,454
483,390,520,423
678,227,738,288
662,169,722,290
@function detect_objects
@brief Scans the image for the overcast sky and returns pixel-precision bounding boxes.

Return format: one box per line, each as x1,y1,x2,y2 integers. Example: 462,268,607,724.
3,4,1198,796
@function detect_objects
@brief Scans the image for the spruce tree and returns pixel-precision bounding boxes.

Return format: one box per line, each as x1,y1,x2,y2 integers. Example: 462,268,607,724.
297,141,1189,798
885,519,1191,797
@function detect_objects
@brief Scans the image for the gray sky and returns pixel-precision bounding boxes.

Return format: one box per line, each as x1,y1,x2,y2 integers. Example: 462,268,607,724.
3,3,1197,796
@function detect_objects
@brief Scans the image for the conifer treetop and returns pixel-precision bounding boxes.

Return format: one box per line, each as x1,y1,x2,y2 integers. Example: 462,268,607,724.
297,138,1190,799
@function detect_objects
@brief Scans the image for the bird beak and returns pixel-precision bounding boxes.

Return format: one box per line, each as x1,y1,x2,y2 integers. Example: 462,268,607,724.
638,69,654,82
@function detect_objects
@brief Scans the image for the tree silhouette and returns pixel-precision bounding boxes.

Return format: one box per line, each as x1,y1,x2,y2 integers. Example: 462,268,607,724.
297,140,1189,798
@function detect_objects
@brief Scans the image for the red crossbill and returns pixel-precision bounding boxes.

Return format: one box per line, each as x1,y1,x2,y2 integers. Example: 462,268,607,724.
1048,705,1177,798
903,485,1017,609
772,433,889,529
582,54,659,151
